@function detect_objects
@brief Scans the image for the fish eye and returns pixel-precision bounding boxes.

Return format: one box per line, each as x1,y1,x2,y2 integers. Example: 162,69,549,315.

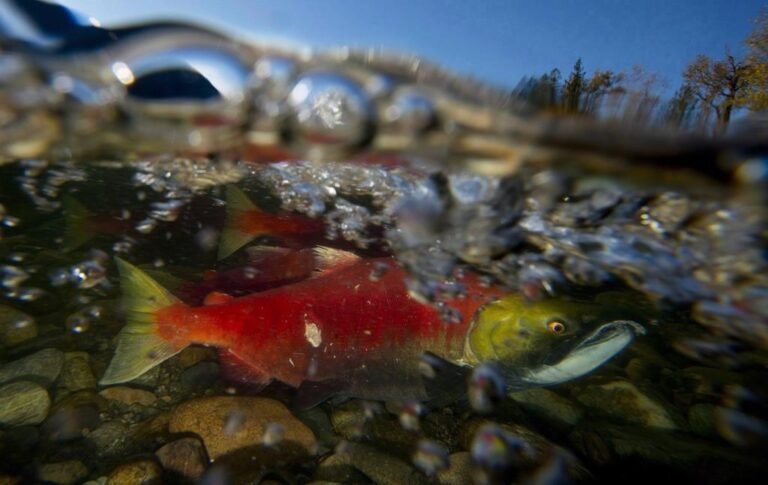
547,320,566,335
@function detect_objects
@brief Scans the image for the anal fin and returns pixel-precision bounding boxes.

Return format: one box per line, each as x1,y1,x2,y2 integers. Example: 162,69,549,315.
349,357,428,403
292,379,349,410
218,349,272,392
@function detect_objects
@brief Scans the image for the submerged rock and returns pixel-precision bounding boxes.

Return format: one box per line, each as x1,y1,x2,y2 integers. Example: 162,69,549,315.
509,388,584,428
0,348,63,387
168,396,316,459
0,381,50,426
106,459,162,485
313,451,369,483
570,421,763,480
333,441,427,485
43,393,102,441
37,460,88,485
178,361,219,391
461,419,591,483
99,386,157,406
89,420,130,456
573,380,681,430
0,304,37,346
58,352,96,394
155,437,208,480
436,451,473,485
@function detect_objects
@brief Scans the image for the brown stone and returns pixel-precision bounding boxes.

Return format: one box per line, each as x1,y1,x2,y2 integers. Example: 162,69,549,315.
437,452,473,485
99,386,157,406
58,352,97,393
0,381,50,427
37,460,88,485
155,437,208,480
107,459,162,485
168,396,316,459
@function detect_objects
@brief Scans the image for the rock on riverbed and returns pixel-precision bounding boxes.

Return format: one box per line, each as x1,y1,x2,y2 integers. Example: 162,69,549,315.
0,348,63,387
0,381,50,427
168,396,317,460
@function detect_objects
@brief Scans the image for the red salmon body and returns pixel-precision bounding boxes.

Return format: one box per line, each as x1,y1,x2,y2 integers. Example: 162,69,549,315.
170,258,499,386
101,255,506,403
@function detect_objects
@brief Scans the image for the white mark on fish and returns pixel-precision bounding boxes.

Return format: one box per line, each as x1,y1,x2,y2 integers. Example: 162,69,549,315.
304,320,323,348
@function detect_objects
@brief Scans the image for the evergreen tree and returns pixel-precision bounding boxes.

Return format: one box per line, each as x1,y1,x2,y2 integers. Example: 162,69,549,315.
562,59,586,113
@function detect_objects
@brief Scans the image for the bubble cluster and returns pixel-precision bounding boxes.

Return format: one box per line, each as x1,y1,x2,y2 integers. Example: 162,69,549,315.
49,251,109,290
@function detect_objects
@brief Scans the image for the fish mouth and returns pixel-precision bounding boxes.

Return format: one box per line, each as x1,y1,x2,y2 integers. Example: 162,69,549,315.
508,320,645,389
573,320,645,351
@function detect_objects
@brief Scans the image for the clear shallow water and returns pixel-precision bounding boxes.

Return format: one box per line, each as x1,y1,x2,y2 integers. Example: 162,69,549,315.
0,155,765,484
1,2,768,484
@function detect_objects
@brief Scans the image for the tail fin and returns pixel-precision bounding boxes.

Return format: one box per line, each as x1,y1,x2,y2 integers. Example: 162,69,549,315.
61,195,93,251
218,185,261,259
99,258,188,385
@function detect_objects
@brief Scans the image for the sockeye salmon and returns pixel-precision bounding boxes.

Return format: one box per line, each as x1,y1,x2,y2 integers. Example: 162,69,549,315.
100,248,646,404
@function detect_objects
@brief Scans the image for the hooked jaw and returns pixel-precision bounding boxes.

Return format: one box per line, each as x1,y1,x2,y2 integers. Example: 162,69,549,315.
511,319,645,389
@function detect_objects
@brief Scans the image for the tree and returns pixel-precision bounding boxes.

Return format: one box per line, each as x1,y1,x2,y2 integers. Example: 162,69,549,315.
742,12,768,111
514,69,561,111
582,69,623,115
663,83,700,128
683,54,750,132
562,59,586,113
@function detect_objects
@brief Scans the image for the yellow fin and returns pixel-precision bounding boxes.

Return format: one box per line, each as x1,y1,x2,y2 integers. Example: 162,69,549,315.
218,185,261,260
99,258,187,385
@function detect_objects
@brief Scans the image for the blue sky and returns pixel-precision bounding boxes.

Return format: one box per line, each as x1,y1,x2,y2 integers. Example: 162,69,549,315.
63,1,765,94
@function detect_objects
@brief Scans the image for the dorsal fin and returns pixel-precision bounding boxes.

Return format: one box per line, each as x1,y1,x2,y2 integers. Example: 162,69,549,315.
203,291,235,306
311,246,361,278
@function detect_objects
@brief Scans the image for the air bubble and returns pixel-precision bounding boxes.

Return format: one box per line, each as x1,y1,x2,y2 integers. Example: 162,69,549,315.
65,312,91,334
368,261,389,281
223,410,246,435
471,424,536,476
135,218,157,234
287,71,373,150
195,227,219,252
468,363,507,414
70,259,107,289
419,352,446,379
7,287,45,301
262,422,285,447
398,401,424,431
412,439,449,476
1,265,30,289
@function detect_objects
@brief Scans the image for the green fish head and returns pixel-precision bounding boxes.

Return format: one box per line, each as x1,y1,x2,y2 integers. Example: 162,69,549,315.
464,293,646,387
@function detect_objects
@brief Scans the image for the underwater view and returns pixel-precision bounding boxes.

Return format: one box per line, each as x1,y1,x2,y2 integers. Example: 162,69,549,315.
1,0,768,483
